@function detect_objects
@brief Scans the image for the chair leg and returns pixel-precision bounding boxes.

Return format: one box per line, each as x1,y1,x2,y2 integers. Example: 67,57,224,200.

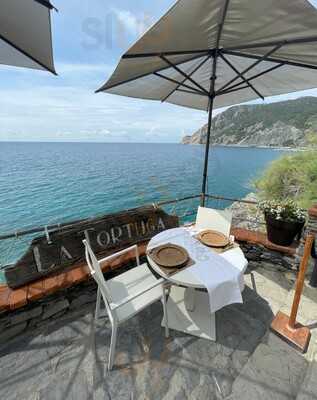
108,323,118,371
162,286,169,338
95,287,101,321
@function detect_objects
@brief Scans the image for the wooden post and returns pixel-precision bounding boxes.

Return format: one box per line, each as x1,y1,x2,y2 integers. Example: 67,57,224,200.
271,234,315,353
288,235,315,329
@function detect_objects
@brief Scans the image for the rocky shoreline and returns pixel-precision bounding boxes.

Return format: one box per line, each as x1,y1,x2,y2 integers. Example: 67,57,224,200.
230,193,265,232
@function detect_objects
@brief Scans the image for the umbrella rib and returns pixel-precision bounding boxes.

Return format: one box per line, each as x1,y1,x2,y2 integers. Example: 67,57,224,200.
176,88,209,96
216,0,231,49
160,55,210,96
218,53,264,100
161,55,212,103
34,0,55,10
96,52,209,92
223,63,284,93
224,35,317,52
0,33,57,75
217,85,250,96
217,44,283,93
153,72,206,95
222,49,317,71
122,49,214,59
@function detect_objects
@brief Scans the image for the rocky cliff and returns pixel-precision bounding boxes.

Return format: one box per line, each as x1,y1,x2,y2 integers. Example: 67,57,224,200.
182,97,317,147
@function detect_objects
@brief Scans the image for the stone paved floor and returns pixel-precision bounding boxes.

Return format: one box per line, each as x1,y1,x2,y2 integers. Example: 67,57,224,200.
0,262,316,400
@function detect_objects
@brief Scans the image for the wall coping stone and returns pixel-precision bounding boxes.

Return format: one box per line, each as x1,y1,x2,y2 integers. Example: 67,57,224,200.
231,228,298,257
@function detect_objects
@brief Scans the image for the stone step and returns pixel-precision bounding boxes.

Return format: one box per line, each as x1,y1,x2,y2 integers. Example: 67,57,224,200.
227,332,308,400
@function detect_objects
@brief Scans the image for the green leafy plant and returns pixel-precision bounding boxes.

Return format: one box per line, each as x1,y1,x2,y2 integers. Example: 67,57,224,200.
258,200,306,223
254,135,317,208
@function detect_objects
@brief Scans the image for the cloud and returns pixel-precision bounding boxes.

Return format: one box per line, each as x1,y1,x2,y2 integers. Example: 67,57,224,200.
57,63,111,75
111,8,154,38
0,61,208,143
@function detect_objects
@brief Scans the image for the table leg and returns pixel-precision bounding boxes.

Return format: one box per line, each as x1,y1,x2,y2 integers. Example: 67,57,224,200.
184,287,196,312
161,286,216,341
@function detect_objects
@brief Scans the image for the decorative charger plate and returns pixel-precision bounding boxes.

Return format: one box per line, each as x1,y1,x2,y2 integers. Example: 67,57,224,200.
149,243,189,269
198,230,230,248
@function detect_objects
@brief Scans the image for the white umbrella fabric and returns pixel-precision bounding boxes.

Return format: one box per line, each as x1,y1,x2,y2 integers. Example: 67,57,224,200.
97,0,317,204
0,0,56,74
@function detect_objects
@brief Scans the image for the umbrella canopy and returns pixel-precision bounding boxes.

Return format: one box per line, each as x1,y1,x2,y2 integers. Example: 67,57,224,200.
0,0,56,74
97,0,317,204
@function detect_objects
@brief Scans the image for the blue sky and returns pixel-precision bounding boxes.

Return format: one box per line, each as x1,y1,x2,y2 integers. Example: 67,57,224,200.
1,0,317,143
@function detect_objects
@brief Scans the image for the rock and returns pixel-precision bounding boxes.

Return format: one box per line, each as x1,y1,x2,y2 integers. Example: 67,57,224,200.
0,322,28,344
42,299,69,320
70,294,95,310
7,306,43,326
181,97,317,147
230,193,262,231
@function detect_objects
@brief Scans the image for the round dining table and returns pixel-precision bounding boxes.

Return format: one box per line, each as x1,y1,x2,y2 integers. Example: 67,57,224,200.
147,227,248,341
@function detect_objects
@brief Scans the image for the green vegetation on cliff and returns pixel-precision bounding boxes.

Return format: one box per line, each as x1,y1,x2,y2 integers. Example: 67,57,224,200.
255,133,317,208
183,97,317,147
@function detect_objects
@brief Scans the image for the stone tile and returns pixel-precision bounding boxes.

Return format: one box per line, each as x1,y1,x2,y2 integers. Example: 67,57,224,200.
244,265,294,319
0,332,53,400
280,285,317,327
38,369,92,400
297,361,317,400
0,308,96,400
92,300,266,400
230,333,308,400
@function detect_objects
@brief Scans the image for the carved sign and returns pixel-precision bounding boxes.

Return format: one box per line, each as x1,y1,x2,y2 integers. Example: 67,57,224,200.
5,206,179,288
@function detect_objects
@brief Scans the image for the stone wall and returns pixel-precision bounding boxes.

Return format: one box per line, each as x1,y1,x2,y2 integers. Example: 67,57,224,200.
239,242,295,270
0,261,137,346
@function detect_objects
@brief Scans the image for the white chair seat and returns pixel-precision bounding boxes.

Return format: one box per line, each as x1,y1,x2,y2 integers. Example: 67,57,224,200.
109,264,163,322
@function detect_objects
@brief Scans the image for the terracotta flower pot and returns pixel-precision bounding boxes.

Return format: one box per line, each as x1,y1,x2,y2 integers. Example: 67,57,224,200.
264,213,305,246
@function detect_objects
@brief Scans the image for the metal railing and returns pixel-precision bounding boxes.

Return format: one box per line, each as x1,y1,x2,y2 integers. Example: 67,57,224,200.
0,193,258,242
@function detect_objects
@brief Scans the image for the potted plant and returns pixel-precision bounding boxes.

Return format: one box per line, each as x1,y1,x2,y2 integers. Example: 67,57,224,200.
259,200,306,246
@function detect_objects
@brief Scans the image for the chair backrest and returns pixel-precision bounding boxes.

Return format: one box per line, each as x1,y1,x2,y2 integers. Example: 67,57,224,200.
195,206,232,236
83,239,115,319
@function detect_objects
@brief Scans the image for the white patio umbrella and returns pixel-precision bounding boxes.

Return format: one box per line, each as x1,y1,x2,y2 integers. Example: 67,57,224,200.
97,0,317,205
0,0,56,74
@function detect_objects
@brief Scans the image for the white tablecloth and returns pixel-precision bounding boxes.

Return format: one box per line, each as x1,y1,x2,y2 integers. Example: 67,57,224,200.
148,228,244,313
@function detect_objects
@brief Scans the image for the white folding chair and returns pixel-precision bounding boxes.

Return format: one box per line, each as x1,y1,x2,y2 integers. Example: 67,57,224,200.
195,206,233,236
83,240,169,371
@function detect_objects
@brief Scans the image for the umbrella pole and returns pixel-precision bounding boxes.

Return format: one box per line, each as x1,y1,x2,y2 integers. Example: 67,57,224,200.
201,98,215,206
201,54,218,207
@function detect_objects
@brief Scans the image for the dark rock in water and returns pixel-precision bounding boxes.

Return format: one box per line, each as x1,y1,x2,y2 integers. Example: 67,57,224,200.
182,97,317,148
